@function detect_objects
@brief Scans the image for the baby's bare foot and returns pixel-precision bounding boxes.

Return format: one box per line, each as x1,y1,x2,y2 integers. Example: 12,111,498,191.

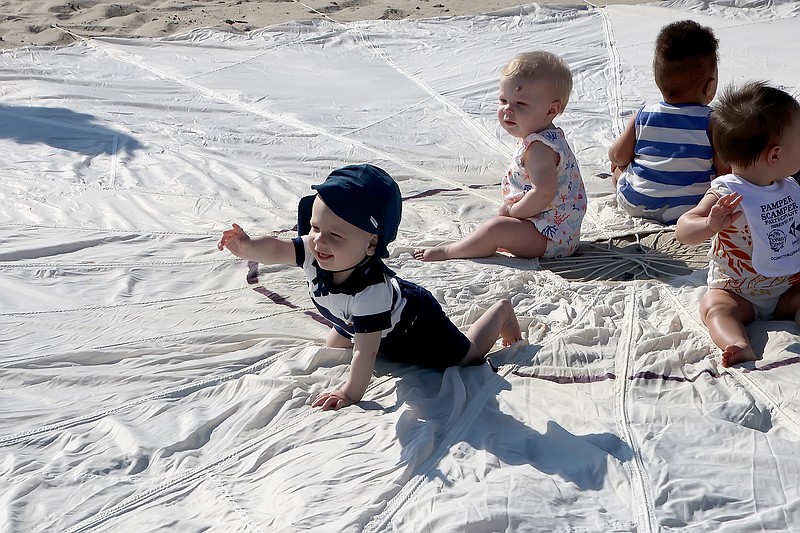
413,246,449,262
501,335,521,347
722,344,757,367
501,316,522,347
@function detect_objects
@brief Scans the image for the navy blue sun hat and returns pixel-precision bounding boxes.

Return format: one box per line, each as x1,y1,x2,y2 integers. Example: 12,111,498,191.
297,164,402,258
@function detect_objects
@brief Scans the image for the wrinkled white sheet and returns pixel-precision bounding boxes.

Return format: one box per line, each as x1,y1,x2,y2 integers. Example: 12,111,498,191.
2,1,800,531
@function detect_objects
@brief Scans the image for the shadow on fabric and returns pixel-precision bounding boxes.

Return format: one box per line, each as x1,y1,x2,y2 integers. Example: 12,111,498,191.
0,104,143,156
368,362,633,492
540,231,707,282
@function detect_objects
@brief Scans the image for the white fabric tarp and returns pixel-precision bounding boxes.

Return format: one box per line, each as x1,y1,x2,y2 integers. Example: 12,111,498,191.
2,1,800,531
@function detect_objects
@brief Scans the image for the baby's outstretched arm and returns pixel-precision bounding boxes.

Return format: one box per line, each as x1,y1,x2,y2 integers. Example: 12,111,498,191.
675,192,743,244
217,223,296,265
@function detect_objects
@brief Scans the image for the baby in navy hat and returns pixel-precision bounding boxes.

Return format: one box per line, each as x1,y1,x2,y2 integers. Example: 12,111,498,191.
219,164,521,411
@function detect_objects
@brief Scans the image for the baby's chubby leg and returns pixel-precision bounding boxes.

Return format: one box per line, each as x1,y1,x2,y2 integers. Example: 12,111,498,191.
414,216,546,262
700,289,756,367
774,283,800,327
413,222,502,261
326,327,353,348
459,299,522,366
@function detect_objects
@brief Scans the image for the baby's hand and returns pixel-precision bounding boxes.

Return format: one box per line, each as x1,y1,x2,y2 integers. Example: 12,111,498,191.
499,194,524,216
707,192,743,233
311,389,354,411
217,223,251,257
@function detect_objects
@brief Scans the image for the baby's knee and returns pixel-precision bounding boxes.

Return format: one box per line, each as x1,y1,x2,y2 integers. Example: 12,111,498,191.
477,216,505,237
325,328,353,348
699,295,715,316
700,290,752,323
699,293,730,323
493,298,514,316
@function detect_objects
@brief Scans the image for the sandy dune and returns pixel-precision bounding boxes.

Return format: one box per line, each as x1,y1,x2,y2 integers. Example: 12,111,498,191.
0,0,640,49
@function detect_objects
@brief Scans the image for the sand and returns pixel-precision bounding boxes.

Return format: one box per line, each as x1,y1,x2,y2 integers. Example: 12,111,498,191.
0,0,642,49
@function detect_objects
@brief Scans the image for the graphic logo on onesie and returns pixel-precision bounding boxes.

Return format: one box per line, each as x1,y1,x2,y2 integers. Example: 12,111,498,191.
768,229,786,252
760,195,799,253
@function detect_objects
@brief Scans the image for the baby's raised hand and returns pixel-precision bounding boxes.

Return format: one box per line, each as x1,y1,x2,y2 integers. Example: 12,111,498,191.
707,192,743,233
217,223,251,257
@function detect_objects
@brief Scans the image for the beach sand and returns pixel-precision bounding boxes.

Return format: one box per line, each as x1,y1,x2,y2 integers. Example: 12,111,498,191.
0,0,642,49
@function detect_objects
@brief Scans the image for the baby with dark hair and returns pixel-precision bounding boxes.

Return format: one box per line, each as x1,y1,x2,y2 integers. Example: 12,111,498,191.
609,20,728,224
676,82,800,366
219,164,521,410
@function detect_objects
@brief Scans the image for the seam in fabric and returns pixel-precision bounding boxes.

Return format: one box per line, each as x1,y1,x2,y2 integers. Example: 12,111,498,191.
614,285,657,532
208,472,268,533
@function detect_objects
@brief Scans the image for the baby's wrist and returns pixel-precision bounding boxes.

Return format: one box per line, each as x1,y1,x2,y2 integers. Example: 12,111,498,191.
337,388,358,404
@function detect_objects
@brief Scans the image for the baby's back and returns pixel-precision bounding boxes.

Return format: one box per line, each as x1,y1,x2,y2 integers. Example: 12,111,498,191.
618,102,714,223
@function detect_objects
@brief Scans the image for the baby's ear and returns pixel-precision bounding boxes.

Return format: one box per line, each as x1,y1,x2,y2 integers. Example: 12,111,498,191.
549,100,563,116
366,234,379,256
765,144,781,166
702,76,717,104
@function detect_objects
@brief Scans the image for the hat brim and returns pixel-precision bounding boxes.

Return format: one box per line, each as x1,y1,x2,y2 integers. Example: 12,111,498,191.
296,191,390,258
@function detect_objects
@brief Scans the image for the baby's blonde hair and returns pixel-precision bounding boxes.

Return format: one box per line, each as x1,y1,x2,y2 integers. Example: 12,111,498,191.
502,51,573,112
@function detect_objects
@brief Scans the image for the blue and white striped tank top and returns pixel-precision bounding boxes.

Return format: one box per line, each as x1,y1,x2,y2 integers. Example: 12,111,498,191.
618,102,714,223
